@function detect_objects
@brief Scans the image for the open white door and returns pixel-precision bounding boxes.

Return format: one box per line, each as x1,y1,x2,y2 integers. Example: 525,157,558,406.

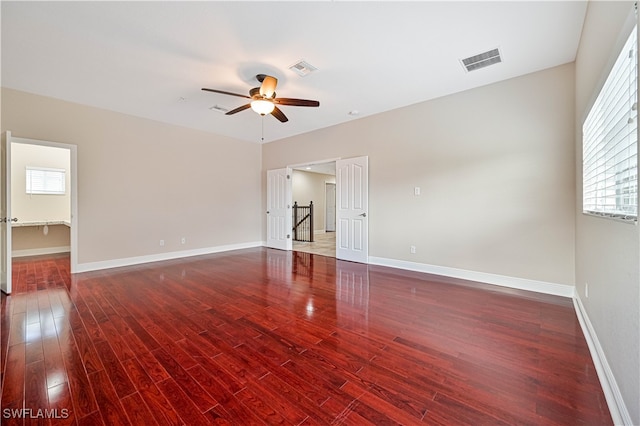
266,168,292,251
336,156,368,263
1,132,13,294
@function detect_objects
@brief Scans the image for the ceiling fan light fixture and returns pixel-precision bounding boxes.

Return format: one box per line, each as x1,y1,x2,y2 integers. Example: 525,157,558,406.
251,99,275,115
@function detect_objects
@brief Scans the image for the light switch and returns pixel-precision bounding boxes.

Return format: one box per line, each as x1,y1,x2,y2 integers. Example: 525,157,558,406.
414,187,421,196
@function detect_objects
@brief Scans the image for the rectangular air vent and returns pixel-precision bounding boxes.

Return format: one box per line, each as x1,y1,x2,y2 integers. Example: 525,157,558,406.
289,60,318,77
209,105,229,114
461,48,502,72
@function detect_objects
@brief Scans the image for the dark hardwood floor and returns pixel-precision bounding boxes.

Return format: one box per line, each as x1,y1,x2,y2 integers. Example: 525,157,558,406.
1,249,611,425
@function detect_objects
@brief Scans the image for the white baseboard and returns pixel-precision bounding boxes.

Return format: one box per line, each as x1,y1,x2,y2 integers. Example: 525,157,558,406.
573,295,632,425
75,241,263,273
12,246,70,258
367,256,575,298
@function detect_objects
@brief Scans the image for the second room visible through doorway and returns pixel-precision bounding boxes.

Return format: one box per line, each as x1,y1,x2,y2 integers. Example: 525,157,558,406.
292,162,336,257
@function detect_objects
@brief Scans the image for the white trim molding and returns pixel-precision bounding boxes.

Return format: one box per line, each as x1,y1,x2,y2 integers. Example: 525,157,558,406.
12,246,70,258
573,295,632,425
368,256,575,298
75,241,263,273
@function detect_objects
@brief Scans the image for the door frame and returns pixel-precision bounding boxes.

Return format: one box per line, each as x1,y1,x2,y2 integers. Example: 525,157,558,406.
1,132,13,294
325,182,336,232
10,135,78,275
284,156,369,262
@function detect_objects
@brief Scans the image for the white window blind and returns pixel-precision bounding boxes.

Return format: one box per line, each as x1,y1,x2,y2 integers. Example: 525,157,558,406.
26,167,66,195
583,25,638,221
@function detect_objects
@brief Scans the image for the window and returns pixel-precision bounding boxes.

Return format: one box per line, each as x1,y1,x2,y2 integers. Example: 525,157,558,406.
583,26,638,221
26,167,66,195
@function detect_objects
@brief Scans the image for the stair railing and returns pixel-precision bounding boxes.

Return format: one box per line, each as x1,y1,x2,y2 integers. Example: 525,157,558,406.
292,201,314,242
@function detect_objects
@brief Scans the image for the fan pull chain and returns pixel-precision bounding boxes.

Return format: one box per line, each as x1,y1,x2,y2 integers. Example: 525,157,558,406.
261,115,265,142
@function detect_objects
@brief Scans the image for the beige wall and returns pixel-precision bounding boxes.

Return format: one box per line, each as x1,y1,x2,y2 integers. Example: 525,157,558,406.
264,63,576,287
2,88,263,267
574,1,639,423
12,225,70,256
11,143,71,223
292,170,335,232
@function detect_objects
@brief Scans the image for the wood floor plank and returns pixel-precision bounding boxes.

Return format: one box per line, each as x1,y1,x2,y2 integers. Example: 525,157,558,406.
23,359,48,426
121,358,182,426
156,378,212,426
88,369,131,426
3,251,613,425
58,332,98,418
92,339,136,398
2,342,26,409
120,392,160,426
152,347,216,412
47,382,75,426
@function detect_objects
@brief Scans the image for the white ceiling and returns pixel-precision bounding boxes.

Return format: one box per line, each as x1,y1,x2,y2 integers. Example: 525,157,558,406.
293,161,336,176
1,1,587,144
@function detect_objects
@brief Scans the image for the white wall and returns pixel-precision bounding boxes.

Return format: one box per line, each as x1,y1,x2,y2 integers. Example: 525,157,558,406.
11,142,70,223
292,170,335,232
2,88,263,269
574,2,639,423
264,64,576,288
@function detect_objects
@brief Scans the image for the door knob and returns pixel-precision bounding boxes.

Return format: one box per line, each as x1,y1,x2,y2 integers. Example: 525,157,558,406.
359,213,367,217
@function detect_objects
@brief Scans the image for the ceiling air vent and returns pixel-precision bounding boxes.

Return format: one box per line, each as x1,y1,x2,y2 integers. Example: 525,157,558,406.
289,60,318,77
461,48,502,72
209,105,229,114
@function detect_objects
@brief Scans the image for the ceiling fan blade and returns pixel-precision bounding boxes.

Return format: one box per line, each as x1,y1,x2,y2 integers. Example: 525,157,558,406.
274,98,320,107
226,104,252,115
271,106,289,123
202,88,250,99
259,76,278,98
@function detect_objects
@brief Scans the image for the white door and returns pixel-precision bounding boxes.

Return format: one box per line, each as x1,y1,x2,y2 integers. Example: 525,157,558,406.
336,156,368,263
266,168,292,251
325,183,336,232
1,132,13,294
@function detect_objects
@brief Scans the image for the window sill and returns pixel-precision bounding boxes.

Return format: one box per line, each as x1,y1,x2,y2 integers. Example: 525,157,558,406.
582,211,638,225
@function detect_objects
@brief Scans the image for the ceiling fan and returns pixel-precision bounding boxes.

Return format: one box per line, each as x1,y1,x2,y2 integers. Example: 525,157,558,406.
202,74,319,123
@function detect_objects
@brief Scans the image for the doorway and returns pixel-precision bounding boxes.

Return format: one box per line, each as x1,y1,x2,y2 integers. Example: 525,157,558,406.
274,155,369,263
1,132,78,294
11,143,72,258
291,161,336,258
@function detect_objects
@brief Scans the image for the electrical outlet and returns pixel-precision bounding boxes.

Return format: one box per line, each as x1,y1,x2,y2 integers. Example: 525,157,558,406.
414,187,421,196
159,240,165,247
181,237,186,245
410,245,416,254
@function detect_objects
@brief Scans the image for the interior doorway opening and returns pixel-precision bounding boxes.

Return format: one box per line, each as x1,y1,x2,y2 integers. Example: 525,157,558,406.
266,155,368,263
291,160,336,258
1,132,78,295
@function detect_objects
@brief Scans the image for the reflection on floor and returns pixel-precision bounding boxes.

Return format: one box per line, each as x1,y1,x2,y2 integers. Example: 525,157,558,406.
0,249,613,424
293,231,335,257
